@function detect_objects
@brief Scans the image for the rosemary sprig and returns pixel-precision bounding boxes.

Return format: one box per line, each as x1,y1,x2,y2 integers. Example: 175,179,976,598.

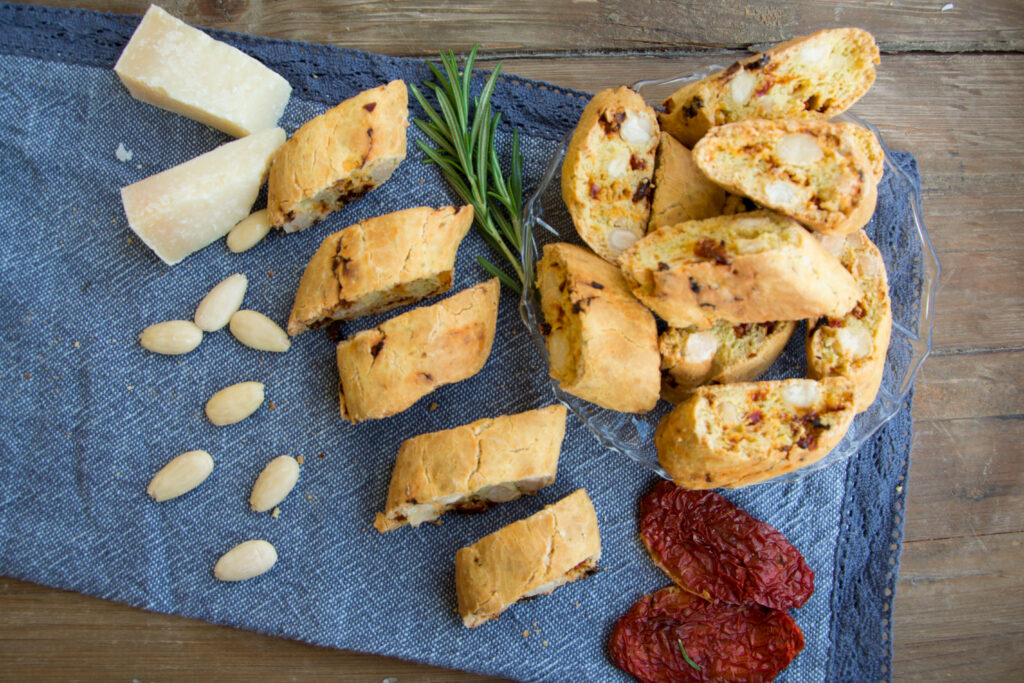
678,639,702,671
409,45,525,293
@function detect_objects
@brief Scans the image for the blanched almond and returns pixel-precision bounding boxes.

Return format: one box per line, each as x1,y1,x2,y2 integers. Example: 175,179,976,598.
213,540,277,581
146,450,214,502
139,320,203,355
205,381,265,426
229,310,291,352
194,274,247,332
728,69,757,105
250,455,300,512
226,209,272,253
782,379,821,408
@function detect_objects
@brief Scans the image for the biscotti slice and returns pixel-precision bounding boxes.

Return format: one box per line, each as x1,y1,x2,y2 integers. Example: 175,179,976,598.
648,132,727,232
288,206,473,335
455,489,601,627
561,87,659,262
373,405,567,532
693,119,883,235
655,377,856,488
537,243,660,413
807,230,892,412
267,80,408,232
660,320,798,403
619,210,861,328
336,279,498,423
660,28,879,147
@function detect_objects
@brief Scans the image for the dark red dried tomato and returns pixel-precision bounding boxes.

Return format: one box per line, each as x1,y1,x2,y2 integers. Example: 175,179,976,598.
694,239,731,265
639,482,814,610
609,586,804,683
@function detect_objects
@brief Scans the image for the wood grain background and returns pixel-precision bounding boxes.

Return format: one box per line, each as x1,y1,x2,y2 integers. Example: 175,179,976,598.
2,1,1023,681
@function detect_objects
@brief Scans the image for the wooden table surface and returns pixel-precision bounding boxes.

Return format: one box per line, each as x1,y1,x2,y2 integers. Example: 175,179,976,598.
3,1,1022,681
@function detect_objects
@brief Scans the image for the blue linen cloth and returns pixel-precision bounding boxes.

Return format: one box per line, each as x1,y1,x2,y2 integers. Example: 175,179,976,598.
0,4,918,681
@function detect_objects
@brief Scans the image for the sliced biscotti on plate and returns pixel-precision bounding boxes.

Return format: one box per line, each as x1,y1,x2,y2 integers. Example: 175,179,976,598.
287,205,472,335
335,278,498,423
648,132,728,232
807,229,892,412
455,489,601,627
660,320,798,403
373,405,566,532
537,243,660,413
619,210,861,328
655,377,857,489
693,119,883,235
561,87,659,262
659,28,879,147
267,80,408,233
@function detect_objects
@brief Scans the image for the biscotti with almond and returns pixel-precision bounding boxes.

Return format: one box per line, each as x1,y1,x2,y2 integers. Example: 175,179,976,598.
660,319,798,403
373,405,567,532
561,87,659,262
335,279,498,423
619,210,861,328
659,28,879,147
455,489,601,627
693,119,883,235
648,132,728,232
807,229,892,412
267,80,408,232
537,242,660,413
655,377,856,488
287,205,472,335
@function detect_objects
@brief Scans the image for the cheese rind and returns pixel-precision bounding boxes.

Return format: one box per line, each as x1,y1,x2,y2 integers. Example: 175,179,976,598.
114,5,292,137
120,127,286,265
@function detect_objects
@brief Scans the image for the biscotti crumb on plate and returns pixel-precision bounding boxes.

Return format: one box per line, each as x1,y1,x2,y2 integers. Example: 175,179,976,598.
561,86,659,262
619,210,861,328
659,27,879,147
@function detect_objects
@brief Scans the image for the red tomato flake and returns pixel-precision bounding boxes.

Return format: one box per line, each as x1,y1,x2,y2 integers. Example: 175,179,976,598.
640,481,814,610
609,586,804,683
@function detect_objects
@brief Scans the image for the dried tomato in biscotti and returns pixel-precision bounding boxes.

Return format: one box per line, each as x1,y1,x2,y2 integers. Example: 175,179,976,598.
609,586,804,683
639,481,814,610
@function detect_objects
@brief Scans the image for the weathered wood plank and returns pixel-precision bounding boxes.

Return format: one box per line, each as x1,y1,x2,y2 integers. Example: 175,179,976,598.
913,351,1024,423
894,531,1024,681
33,0,1024,54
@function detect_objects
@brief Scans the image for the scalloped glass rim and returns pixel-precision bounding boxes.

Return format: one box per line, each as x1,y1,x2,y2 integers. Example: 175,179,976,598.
517,68,940,486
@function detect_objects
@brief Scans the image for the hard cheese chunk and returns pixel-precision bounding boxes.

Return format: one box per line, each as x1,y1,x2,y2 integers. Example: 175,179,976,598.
121,127,286,265
114,5,292,137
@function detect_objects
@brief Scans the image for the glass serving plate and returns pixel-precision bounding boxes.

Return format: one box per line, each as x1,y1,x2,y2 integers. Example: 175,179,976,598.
518,68,940,485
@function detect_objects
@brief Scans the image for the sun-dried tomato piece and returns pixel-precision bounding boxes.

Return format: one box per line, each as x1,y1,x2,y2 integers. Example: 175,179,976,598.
609,586,804,683
640,481,814,610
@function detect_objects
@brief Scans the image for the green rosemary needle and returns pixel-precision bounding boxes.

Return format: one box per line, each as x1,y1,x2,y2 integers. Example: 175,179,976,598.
678,639,702,671
409,45,525,293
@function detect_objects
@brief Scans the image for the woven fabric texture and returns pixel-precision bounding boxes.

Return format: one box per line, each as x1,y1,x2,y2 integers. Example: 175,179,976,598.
0,4,916,681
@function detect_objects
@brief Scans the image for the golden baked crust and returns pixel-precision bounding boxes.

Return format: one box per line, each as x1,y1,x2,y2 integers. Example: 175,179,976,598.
619,210,861,328
660,28,879,147
648,132,727,232
660,320,798,403
807,230,892,412
287,205,473,335
267,80,408,232
335,279,499,423
455,489,601,628
655,377,856,488
537,243,660,413
373,405,567,532
561,87,659,262
693,119,883,235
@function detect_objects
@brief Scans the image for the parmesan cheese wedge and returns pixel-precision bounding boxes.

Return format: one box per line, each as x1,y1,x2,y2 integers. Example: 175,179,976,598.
114,5,292,138
121,127,286,265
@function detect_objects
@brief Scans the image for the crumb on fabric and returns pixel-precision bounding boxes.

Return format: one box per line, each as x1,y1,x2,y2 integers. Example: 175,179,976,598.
429,402,438,411
296,455,304,465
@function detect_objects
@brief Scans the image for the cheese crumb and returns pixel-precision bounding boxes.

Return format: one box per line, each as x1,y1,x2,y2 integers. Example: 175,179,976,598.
941,3,954,10
271,507,280,518
115,142,133,162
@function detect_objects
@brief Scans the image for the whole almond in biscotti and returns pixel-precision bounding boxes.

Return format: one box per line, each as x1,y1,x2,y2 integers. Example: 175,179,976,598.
146,449,214,502
194,274,248,332
139,320,203,355
229,310,291,352
250,455,300,512
659,28,880,147
213,539,278,581
561,86,659,263
205,381,265,426
226,209,272,253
